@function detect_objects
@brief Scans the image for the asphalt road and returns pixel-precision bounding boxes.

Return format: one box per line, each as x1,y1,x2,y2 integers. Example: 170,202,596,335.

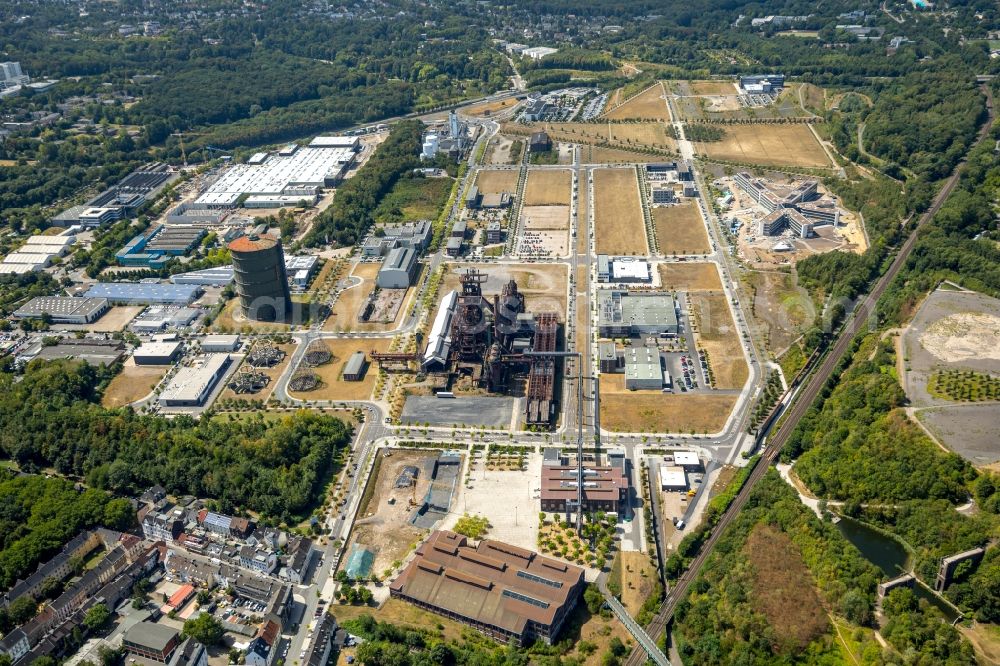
623,83,996,666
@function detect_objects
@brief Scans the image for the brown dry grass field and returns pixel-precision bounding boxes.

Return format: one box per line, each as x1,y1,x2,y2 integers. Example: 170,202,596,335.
212,297,313,333
962,623,1000,666
288,337,391,401
593,169,648,255
523,169,571,206
657,262,722,291
695,123,831,168
653,202,711,255
463,97,519,117
599,374,737,433
217,342,296,403
619,551,658,616
608,123,676,151
690,292,748,389
324,262,418,333
603,83,671,121
746,524,829,654
475,169,519,194
440,263,568,317
687,80,737,96
101,362,168,408
90,306,144,332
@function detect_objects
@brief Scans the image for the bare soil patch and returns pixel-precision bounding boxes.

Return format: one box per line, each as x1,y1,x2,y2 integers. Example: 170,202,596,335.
687,80,738,96
91,306,144,332
652,202,710,255
920,313,1000,363
521,205,569,230
463,97,519,117
594,169,647,255
349,449,439,577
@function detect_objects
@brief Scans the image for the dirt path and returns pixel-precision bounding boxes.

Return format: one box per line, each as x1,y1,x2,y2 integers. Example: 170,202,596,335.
830,615,861,666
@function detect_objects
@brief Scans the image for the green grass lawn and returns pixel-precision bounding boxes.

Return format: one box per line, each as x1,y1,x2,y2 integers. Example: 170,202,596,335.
375,175,453,224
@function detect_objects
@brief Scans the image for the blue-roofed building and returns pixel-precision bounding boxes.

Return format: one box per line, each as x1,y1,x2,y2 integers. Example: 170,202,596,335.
85,283,203,305
116,224,206,268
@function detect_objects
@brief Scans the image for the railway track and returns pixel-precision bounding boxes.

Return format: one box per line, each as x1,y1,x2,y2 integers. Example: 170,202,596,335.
625,84,995,666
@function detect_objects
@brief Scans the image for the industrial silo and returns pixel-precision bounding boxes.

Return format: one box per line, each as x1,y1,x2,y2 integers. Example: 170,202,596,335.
228,233,291,322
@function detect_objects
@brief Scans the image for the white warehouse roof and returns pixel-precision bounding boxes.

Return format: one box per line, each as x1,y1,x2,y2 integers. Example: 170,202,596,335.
674,451,700,467
659,465,687,489
611,258,650,281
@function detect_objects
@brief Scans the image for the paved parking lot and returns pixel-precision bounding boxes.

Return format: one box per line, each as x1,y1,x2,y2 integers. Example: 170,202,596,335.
400,396,516,427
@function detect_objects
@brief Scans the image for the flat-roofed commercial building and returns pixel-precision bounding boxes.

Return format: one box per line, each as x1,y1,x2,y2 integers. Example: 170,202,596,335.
2,251,54,267
134,340,183,365
170,266,235,286
624,346,663,390
195,142,356,209
674,451,700,469
159,354,231,407
540,464,631,515
200,334,241,353
390,531,584,646
610,258,650,283
14,297,110,325
659,465,687,490
85,283,203,305
597,290,678,338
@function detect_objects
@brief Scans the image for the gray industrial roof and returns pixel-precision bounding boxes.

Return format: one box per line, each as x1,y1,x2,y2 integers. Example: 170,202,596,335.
14,297,108,320
343,351,366,376
384,246,415,270
125,622,178,652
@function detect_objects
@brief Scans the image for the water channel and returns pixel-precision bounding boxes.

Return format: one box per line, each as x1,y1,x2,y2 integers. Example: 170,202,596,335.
835,515,961,622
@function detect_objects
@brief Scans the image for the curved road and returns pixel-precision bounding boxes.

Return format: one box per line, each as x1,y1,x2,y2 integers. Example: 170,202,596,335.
624,84,995,666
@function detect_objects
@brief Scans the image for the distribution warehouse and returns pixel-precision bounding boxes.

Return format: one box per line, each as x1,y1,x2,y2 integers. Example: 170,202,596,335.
195,138,358,208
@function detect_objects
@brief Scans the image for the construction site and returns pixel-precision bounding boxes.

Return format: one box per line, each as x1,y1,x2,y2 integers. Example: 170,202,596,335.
421,269,561,427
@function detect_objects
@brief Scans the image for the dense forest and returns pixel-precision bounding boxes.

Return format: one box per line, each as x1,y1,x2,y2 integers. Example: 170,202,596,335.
305,121,424,247
0,360,353,522
788,337,977,503
0,473,133,592
674,470,976,664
